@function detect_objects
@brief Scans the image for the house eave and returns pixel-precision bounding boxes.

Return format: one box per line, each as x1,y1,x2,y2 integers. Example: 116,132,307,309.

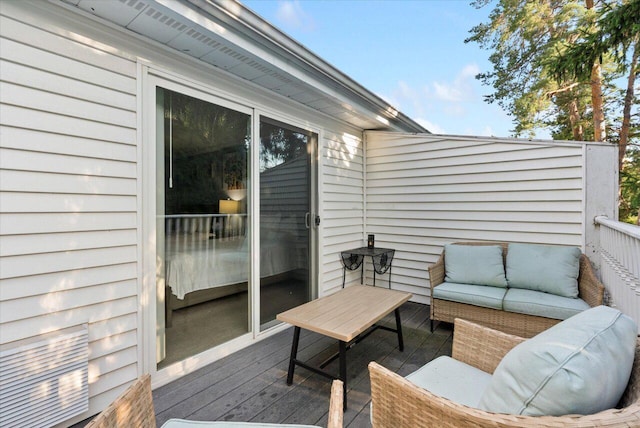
188,0,428,133
58,0,427,133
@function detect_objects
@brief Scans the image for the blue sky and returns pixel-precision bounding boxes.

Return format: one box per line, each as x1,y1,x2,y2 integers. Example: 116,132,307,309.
242,0,522,137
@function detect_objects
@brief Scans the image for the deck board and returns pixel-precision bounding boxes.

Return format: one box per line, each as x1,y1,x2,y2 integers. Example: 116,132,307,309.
153,302,452,427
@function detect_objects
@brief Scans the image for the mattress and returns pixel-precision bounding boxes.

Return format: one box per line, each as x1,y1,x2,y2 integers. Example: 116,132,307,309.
164,233,298,300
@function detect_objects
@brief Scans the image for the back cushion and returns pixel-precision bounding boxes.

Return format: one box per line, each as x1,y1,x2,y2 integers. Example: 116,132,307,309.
478,305,637,416
506,243,581,297
444,244,507,288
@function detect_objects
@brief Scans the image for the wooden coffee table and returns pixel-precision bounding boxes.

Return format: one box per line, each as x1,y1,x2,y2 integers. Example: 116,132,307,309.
276,285,412,408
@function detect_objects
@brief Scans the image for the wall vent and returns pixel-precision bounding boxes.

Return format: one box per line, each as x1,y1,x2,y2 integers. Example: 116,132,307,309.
0,324,89,428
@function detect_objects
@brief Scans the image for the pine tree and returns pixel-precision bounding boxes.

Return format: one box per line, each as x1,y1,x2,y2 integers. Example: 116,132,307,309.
467,0,639,223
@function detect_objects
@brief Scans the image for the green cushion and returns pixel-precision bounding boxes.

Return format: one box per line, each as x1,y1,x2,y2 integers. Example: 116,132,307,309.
479,305,637,416
406,356,492,408
444,244,507,288
503,288,590,320
433,282,507,310
506,243,581,298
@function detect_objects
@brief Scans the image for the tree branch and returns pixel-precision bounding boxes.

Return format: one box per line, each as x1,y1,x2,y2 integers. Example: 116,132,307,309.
545,83,580,97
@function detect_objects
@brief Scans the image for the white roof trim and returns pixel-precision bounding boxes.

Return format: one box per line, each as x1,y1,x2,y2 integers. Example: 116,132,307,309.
186,0,427,133
61,0,427,133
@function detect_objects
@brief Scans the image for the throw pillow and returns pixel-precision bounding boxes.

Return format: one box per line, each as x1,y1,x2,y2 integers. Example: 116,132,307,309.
444,244,507,288
506,243,581,298
478,305,637,416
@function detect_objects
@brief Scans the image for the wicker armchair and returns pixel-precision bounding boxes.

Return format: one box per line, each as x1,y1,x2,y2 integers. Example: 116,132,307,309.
429,241,605,337
85,374,155,428
369,318,640,427
85,374,344,428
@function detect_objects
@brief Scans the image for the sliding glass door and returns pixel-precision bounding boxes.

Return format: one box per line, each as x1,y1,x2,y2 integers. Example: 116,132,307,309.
259,117,316,331
150,79,318,371
155,87,251,368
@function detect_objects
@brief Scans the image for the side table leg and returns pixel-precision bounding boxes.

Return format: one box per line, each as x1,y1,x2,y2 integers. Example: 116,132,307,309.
286,326,301,385
339,340,347,410
394,308,404,352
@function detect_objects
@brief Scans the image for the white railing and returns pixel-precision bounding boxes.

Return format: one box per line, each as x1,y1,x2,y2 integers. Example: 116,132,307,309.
594,216,640,330
165,214,247,241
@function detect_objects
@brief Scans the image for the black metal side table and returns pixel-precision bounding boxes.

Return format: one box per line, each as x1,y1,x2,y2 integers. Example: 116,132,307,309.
340,246,395,288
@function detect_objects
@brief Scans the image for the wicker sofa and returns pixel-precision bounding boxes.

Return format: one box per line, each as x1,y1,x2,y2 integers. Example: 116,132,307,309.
428,242,605,338
369,318,640,428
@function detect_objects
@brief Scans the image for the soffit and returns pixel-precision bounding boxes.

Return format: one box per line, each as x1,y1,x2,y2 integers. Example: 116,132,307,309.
58,0,426,133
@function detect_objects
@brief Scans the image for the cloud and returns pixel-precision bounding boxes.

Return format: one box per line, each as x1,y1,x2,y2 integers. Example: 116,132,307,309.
275,1,316,32
383,80,428,120
378,63,512,136
428,63,480,103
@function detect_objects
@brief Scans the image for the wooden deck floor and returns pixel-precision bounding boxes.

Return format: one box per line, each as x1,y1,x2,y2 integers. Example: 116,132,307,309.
153,302,453,427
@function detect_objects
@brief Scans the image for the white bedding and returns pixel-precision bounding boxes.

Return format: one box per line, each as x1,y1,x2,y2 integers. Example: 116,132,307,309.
165,233,297,300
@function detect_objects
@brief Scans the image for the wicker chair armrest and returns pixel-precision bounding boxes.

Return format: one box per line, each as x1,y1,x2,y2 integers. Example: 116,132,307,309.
452,319,526,374
369,360,640,427
85,374,156,428
369,360,463,428
327,380,344,428
578,254,605,307
428,253,446,289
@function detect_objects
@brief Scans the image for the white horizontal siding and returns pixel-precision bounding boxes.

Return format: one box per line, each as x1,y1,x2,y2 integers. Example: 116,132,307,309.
0,296,138,344
1,170,136,195
0,279,137,323
0,3,139,421
320,131,365,294
0,147,136,178
0,265,138,300
365,132,590,304
1,3,374,423
1,127,137,161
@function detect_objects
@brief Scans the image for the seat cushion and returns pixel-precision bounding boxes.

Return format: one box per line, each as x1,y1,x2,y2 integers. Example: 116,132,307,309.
433,282,507,310
406,356,493,408
506,243,581,297
162,420,320,428
444,244,508,288
478,305,637,416
503,288,590,320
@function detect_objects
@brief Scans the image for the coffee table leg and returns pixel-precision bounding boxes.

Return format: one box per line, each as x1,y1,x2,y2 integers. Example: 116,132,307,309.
286,326,301,385
394,308,404,352
339,340,347,410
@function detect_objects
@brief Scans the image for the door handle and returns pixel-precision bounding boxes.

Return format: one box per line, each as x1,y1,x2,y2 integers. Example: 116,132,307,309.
305,212,310,229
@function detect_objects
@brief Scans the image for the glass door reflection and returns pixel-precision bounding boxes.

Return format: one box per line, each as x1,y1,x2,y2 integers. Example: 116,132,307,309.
156,87,251,369
259,117,315,331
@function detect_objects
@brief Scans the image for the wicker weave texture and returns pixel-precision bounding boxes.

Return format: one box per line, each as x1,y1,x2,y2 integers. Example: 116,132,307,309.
84,375,344,427
429,242,605,338
452,319,526,374
369,320,640,428
327,380,344,428
85,374,156,428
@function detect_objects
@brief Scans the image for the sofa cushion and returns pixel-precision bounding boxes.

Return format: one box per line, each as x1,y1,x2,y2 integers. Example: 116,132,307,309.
478,305,637,416
444,244,507,288
503,288,590,320
433,282,507,310
406,356,493,408
506,243,581,298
